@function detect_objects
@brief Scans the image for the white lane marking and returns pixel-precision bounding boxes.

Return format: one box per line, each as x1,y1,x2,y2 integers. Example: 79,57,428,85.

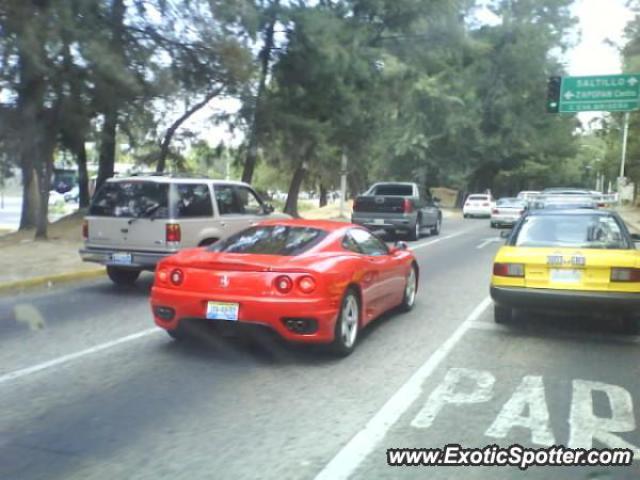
476,237,502,249
569,380,640,455
485,375,556,446
410,230,468,251
313,296,492,480
468,321,640,344
411,368,495,429
0,328,162,386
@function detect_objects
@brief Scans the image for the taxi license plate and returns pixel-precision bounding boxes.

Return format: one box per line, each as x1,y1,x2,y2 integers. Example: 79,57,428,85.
206,301,239,321
111,253,132,265
373,219,385,225
550,269,582,283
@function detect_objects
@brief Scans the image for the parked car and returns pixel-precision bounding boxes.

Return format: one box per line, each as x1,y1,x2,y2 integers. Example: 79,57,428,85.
150,219,419,356
80,175,287,285
351,182,442,241
491,209,640,333
463,193,494,218
490,198,527,228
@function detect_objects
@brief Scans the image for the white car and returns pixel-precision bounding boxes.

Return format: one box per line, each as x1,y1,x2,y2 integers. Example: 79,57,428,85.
463,194,493,218
490,198,526,228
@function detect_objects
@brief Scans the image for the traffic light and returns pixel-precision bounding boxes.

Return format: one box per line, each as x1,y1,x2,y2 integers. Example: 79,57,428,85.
546,76,561,113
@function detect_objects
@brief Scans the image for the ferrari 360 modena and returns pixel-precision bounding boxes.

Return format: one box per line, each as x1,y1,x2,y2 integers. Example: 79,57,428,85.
150,219,419,355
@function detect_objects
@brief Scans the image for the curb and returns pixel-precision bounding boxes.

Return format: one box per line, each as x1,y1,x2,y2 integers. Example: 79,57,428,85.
0,268,105,295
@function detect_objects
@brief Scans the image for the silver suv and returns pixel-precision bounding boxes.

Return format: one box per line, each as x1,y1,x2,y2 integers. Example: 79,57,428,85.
80,175,288,285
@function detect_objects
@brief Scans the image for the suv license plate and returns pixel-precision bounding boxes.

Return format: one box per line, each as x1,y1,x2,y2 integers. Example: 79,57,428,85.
206,302,239,321
373,219,385,225
111,253,132,265
550,269,582,283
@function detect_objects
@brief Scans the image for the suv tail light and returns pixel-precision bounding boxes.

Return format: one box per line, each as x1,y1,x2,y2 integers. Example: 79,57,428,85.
166,223,181,243
492,208,499,214
82,220,89,240
403,198,413,213
483,202,490,207
611,268,640,282
493,263,525,278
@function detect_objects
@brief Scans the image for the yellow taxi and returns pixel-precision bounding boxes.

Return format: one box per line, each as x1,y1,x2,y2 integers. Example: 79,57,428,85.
490,209,640,332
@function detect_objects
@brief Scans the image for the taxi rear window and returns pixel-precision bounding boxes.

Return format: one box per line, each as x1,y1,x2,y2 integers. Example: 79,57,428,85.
513,214,630,249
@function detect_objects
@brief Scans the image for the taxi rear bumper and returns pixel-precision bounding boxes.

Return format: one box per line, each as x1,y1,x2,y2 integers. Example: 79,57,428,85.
490,286,640,313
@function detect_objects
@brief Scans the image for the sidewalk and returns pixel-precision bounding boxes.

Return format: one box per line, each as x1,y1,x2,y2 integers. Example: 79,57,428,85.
617,206,640,233
0,211,104,294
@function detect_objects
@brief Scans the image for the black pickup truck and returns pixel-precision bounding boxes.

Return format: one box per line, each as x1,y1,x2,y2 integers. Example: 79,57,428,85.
351,182,442,240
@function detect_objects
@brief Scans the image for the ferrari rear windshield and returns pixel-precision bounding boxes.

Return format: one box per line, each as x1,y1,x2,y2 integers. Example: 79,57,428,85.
209,225,328,256
513,214,630,249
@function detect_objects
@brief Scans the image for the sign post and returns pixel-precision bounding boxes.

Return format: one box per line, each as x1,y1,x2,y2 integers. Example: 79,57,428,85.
620,111,630,178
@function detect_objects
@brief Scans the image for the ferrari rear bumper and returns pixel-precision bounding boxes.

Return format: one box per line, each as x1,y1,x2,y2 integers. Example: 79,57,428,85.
151,286,341,343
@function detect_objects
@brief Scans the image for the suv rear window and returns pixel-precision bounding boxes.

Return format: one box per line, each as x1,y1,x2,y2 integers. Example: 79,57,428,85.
371,185,413,196
90,181,214,218
468,195,489,201
209,225,327,256
90,181,170,218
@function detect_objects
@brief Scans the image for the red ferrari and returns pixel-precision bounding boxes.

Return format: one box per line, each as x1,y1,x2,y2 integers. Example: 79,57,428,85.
150,219,419,355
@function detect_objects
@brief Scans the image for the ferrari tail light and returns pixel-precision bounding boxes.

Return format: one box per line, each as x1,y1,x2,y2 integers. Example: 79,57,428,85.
493,263,525,278
611,268,640,282
403,198,413,213
297,275,316,294
82,220,89,240
157,268,169,283
166,223,181,244
275,275,293,293
170,268,184,286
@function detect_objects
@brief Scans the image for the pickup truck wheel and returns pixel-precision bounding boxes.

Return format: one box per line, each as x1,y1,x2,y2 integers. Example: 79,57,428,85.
430,217,441,236
106,266,141,286
407,220,420,241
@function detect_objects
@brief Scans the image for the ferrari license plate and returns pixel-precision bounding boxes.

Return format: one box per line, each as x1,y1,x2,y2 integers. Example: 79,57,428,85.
111,252,132,265
550,269,582,283
206,301,239,321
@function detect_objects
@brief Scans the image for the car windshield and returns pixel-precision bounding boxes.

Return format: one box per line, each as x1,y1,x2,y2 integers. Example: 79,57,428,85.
514,214,630,249
209,225,328,256
370,185,413,196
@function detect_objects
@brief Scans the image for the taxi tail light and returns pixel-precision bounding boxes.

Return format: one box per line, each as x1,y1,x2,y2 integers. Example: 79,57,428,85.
297,275,316,294
403,198,413,213
275,275,293,294
82,220,89,240
170,268,184,286
166,223,181,243
493,263,525,278
610,268,640,282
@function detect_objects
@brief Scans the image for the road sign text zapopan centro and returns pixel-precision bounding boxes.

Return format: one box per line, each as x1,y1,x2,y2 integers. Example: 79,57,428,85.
558,74,640,113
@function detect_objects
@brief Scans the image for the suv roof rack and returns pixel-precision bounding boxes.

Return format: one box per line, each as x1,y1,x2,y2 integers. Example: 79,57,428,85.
125,172,213,179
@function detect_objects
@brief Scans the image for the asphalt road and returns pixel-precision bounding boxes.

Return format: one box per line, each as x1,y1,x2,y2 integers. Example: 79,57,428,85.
1,217,639,480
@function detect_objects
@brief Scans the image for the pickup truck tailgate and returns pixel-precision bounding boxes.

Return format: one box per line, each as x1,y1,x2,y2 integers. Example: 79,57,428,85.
353,196,407,213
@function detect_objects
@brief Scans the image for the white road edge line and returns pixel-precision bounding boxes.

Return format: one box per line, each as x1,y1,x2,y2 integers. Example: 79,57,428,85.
410,230,467,251
476,237,501,249
313,296,493,480
0,328,162,386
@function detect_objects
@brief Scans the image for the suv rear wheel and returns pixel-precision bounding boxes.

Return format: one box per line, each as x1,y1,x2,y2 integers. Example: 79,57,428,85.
106,266,141,286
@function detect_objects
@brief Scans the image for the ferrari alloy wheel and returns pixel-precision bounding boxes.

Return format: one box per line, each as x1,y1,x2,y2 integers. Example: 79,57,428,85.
400,265,418,312
332,290,360,356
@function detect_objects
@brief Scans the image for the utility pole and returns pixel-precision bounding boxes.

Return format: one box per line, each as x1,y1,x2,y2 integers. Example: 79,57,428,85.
619,111,630,179
339,152,348,219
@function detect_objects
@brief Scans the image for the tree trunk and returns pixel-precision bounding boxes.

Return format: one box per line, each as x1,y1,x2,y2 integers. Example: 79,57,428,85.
242,1,279,184
76,140,90,207
284,162,306,218
19,162,37,230
156,91,220,173
319,183,328,207
34,149,54,240
96,110,117,191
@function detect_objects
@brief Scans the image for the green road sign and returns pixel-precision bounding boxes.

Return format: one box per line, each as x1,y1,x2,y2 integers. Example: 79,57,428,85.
558,74,640,113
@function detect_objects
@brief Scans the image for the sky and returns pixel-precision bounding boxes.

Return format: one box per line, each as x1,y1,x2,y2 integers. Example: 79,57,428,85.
189,0,637,147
